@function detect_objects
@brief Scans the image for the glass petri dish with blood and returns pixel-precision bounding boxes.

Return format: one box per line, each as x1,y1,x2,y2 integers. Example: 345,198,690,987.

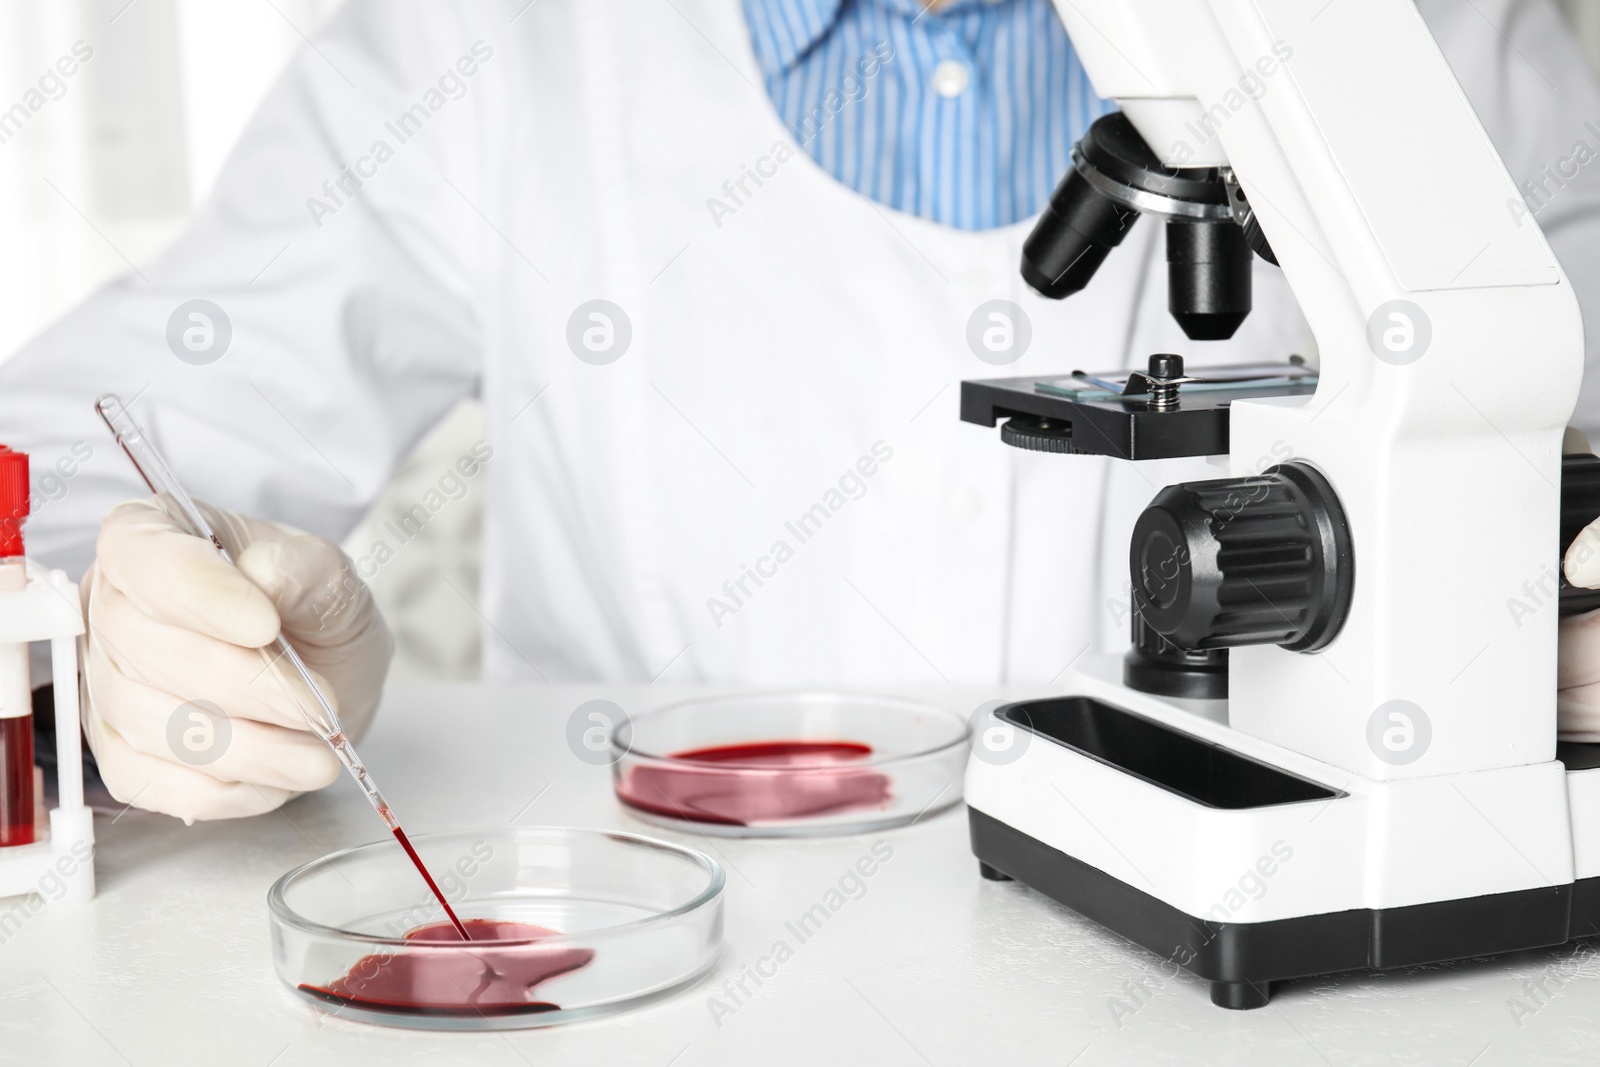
268,827,723,1030
611,692,968,837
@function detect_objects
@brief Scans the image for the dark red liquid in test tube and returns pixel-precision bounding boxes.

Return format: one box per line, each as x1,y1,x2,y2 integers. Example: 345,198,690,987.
0,715,34,848
0,445,34,849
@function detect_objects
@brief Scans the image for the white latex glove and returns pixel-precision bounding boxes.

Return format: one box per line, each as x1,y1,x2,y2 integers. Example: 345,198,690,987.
82,497,394,822
1560,429,1600,740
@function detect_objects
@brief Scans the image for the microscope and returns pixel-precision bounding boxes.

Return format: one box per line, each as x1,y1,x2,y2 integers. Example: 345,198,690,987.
962,0,1600,1008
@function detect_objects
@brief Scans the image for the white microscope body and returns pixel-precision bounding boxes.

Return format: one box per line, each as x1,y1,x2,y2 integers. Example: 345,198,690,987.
964,0,1588,1007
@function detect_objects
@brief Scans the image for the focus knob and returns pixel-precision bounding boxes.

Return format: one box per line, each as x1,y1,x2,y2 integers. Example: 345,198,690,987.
999,415,1082,454
1130,462,1353,652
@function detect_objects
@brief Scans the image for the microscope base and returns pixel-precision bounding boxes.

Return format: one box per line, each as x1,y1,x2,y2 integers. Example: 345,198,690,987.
964,657,1600,1008
970,806,1600,1008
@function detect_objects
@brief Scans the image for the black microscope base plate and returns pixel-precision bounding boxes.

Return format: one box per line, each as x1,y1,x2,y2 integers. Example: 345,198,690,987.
969,806,1600,1009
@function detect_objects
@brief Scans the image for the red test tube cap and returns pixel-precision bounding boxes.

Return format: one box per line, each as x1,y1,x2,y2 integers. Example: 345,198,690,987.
0,447,29,558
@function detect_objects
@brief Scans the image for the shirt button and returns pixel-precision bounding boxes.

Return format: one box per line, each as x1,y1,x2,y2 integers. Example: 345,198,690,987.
932,59,971,99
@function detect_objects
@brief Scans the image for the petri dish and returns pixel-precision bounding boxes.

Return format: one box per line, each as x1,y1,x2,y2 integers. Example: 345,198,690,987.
268,827,723,1030
611,691,968,837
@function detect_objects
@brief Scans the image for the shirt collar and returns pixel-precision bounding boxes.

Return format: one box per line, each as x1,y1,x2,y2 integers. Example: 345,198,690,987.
746,0,990,75
744,0,847,75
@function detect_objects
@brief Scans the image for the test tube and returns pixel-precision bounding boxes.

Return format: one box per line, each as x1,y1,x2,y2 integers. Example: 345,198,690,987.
0,447,34,847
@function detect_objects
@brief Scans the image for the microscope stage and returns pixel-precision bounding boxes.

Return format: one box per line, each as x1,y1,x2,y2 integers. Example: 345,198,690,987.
960,360,1316,460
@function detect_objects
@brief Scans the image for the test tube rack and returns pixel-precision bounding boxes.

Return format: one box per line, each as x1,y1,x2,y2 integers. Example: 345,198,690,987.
0,563,93,903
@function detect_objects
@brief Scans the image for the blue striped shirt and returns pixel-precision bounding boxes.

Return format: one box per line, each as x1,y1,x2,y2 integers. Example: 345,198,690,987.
742,0,1112,230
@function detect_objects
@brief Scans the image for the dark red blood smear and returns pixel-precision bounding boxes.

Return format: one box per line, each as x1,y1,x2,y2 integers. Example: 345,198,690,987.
297,919,595,1017
617,739,891,826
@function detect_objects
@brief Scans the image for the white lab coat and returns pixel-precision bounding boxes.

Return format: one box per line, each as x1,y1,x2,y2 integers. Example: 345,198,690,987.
2,0,1599,686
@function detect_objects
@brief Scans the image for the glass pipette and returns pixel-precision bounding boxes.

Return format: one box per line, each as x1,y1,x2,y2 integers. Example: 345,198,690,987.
95,394,472,939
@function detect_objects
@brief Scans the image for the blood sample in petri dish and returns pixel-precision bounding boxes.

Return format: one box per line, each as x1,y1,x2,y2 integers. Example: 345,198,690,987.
616,739,891,826
298,919,595,1017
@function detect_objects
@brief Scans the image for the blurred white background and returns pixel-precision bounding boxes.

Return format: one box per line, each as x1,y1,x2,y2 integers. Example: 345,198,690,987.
1,0,1598,679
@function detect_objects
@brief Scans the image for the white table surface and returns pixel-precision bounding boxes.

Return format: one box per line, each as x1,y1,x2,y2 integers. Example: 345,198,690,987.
5,682,1600,1067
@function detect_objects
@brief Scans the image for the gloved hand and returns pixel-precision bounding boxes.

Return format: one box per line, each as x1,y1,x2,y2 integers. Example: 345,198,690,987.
1561,429,1600,741
82,497,394,822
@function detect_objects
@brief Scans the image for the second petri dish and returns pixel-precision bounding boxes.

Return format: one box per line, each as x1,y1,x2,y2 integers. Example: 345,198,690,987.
611,691,968,837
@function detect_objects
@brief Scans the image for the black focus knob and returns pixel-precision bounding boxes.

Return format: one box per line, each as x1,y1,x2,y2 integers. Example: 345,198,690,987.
999,414,1082,454
1130,461,1353,652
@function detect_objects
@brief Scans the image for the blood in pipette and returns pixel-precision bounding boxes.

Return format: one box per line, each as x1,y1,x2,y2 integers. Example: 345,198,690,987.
298,918,595,1017
616,739,890,826
0,714,34,847
390,826,472,941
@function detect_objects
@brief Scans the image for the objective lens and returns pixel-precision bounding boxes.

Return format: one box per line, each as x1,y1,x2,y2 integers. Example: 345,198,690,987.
1166,219,1254,341
1021,168,1140,300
